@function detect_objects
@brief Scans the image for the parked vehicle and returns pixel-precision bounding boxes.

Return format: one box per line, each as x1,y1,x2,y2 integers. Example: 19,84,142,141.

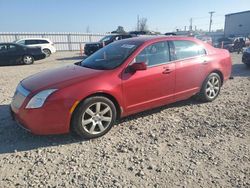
15,38,56,57
195,35,212,45
242,47,250,67
0,43,46,65
213,37,234,51
11,36,232,139
84,34,134,56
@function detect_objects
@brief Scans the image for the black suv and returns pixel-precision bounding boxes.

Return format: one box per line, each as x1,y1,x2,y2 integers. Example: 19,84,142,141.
84,34,133,56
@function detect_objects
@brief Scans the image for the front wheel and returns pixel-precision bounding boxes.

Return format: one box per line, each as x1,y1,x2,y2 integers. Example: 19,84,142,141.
71,96,117,139
197,73,222,102
22,55,34,65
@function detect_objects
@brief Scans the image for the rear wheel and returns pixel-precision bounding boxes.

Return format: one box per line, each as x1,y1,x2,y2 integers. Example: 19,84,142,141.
71,96,117,139
22,55,34,65
197,73,222,102
43,49,51,57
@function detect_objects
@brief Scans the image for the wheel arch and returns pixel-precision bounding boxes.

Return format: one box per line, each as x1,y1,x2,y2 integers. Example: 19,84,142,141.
71,92,122,121
210,69,224,85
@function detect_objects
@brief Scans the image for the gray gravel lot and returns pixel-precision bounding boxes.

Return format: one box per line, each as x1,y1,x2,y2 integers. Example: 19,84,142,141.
0,52,249,187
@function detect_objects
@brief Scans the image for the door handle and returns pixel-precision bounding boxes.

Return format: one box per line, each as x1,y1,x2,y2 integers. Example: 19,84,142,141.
162,68,172,74
202,60,208,65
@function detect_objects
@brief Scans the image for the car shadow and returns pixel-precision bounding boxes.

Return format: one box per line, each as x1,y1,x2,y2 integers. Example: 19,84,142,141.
118,98,203,124
231,63,250,77
0,105,84,154
0,98,202,154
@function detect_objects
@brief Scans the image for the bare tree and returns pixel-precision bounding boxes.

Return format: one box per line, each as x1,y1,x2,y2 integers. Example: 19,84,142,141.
139,17,148,32
86,25,90,33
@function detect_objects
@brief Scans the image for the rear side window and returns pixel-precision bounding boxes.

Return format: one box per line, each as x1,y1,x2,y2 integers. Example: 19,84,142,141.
25,40,38,45
135,41,170,67
39,40,49,44
172,40,206,60
25,40,49,45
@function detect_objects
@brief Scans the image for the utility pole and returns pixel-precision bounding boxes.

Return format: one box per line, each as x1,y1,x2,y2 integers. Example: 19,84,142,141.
189,18,193,31
209,11,215,32
137,15,140,31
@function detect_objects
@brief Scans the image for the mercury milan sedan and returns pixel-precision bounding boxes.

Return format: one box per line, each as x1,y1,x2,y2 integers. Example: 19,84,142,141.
11,36,232,139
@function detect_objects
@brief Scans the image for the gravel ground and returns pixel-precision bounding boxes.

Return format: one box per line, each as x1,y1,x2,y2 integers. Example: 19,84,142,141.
0,52,249,187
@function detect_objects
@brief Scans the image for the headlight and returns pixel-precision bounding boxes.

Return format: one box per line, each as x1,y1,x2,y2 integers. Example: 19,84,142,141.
26,89,57,109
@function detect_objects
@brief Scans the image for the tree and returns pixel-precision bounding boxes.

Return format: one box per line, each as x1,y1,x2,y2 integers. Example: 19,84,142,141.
86,25,90,33
139,17,148,32
111,26,126,34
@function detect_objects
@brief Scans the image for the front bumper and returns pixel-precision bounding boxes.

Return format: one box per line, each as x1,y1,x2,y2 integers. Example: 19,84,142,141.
10,88,74,135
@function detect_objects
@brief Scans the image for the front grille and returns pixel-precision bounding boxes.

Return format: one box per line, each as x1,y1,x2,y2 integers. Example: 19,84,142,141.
11,83,30,109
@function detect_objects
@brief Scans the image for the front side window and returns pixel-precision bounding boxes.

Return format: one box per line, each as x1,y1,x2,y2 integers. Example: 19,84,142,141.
17,40,25,45
81,41,140,70
172,40,206,60
135,41,170,67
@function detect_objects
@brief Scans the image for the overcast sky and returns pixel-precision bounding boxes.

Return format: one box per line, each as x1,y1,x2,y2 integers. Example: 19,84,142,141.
0,0,249,33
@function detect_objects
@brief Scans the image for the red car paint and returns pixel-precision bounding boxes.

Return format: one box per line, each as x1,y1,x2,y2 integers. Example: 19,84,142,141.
11,36,232,135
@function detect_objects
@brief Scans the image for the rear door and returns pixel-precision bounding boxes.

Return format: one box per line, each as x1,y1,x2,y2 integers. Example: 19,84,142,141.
122,41,176,114
170,40,207,101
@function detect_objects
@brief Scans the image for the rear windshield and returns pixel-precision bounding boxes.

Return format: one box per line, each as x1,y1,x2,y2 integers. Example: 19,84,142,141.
81,41,141,70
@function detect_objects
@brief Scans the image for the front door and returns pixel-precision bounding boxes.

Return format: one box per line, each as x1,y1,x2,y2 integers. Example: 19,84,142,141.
0,44,9,65
122,41,176,115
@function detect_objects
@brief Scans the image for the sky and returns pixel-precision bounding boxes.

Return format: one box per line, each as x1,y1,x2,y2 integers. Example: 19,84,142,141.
0,0,249,33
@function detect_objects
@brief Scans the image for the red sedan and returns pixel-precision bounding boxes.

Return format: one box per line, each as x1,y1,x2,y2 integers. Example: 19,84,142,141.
11,36,232,139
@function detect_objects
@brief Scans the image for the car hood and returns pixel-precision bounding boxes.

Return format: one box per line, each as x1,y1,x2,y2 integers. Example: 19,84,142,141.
21,65,103,92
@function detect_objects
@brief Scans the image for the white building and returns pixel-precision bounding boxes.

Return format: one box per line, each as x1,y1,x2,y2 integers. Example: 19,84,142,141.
224,10,250,37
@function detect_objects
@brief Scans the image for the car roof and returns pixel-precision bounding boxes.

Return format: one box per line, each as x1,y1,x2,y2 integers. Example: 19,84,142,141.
16,38,51,41
121,36,199,43
0,42,18,45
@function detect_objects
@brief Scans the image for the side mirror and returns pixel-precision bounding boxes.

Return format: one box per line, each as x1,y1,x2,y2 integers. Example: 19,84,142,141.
129,62,147,72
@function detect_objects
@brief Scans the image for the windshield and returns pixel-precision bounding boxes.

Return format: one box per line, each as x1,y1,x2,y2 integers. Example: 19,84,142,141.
81,41,140,70
99,36,113,43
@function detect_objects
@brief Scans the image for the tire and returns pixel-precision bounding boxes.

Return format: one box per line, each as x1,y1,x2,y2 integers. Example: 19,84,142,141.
22,55,34,65
43,49,51,57
197,73,222,102
71,96,117,139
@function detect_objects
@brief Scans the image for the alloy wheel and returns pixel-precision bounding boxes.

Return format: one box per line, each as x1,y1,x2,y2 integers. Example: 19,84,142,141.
82,102,112,135
23,55,33,64
205,76,220,99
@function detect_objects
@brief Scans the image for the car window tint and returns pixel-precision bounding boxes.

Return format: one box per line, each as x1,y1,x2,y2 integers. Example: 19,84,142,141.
8,45,17,51
17,40,25,45
25,40,38,45
122,35,131,39
135,41,170,66
173,40,206,60
0,45,8,53
39,40,49,44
